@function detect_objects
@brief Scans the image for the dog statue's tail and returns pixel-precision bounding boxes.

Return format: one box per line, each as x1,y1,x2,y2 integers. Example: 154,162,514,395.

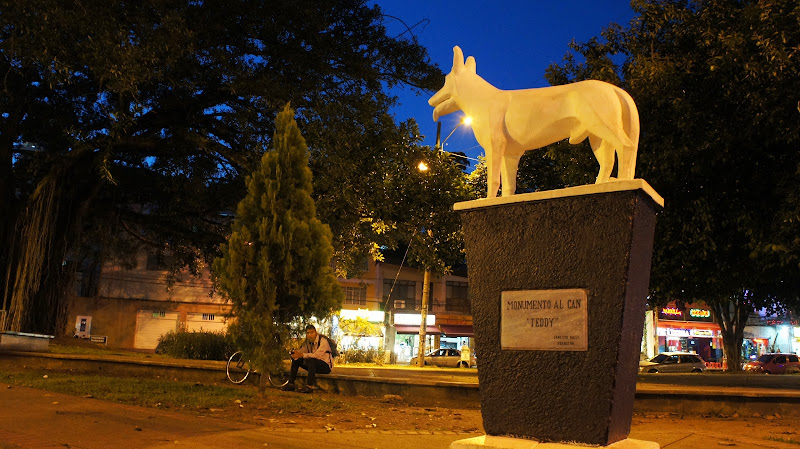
616,87,640,180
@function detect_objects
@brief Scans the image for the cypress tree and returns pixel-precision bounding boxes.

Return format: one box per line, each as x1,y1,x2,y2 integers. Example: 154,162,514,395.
214,104,343,373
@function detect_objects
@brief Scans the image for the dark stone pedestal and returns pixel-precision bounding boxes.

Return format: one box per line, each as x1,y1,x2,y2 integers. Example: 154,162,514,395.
456,182,661,446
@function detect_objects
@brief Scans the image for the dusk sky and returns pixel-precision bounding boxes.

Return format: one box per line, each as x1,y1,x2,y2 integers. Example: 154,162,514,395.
373,1,636,170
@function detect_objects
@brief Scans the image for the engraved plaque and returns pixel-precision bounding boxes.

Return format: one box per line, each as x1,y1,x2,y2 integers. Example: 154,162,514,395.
501,289,588,351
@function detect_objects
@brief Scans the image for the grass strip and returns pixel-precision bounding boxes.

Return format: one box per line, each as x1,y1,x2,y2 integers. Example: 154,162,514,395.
0,367,356,416
767,436,800,445
0,368,253,409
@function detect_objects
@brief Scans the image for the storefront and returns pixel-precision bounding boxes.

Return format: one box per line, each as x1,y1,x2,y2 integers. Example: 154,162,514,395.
743,316,800,361
436,314,474,351
392,313,438,363
741,336,770,361
765,317,799,355
336,309,385,351
794,326,800,354
656,303,723,365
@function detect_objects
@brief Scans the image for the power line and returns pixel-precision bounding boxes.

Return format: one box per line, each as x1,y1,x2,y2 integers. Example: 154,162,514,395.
439,148,482,163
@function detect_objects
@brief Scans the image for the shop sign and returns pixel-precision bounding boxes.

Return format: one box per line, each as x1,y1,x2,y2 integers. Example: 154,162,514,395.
660,307,683,318
657,327,713,338
394,313,435,326
339,309,385,323
766,318,800,326
657,327,691,337
689,309,710,318
794,327,800,338
436,314,472,325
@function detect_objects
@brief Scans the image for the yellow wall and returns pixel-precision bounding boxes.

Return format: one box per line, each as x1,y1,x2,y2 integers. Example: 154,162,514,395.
66,295,231,349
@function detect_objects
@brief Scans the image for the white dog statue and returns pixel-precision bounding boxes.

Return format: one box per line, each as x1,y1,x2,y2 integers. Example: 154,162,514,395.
429,46,640,198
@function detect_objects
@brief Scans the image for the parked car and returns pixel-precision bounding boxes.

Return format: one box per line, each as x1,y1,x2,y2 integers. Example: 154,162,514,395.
639,352,706,373
744,353,800,374
414,348,476,368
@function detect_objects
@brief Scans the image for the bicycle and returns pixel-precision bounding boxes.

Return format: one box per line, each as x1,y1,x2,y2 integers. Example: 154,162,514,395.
226,350,291,387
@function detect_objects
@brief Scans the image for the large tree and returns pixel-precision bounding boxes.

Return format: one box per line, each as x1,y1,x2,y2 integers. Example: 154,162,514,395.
376,142,474,364
213,105,343,374
0,0,440,334
518,0,800,370
385,145,474,274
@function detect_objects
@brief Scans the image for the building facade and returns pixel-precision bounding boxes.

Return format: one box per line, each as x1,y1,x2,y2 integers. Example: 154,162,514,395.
68,253,229,349
67,253,473,362
646,301,724,366
642,301,800,370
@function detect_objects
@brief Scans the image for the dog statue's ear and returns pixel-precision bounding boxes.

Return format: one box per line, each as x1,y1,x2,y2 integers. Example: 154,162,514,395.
465,56,476,74
453,46,465,73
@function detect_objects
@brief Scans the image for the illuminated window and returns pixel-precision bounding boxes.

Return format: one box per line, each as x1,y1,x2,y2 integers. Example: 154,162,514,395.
384,280,416,310
446,281,470,314
344,286,367,306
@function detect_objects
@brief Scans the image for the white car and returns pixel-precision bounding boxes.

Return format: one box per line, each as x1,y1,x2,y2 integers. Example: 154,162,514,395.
414,348,477,368
639,352,706,373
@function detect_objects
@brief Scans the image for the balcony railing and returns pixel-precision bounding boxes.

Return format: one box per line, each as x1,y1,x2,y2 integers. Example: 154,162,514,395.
431,300,471,315
375,298,472,315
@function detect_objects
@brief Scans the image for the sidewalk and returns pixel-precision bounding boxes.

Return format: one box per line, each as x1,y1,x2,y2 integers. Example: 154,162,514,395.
0,383,475,449
3,383,800,449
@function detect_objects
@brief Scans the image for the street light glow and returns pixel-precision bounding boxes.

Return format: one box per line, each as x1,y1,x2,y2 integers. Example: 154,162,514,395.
441,115,472,148
433,114,480,164
417,161,429,172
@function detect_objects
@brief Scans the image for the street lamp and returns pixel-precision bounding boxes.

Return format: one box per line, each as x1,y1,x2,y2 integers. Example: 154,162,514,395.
414,116,472,367
435,115,472,151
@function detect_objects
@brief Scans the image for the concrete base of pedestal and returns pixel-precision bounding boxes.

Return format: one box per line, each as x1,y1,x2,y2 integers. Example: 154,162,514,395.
456,180,663,445
450,435,659,449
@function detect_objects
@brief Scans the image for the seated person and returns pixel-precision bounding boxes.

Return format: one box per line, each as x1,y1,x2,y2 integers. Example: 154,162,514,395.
282,324,333,393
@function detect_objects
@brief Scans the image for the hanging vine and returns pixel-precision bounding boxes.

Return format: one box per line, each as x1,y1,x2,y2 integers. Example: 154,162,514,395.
3,175,60,332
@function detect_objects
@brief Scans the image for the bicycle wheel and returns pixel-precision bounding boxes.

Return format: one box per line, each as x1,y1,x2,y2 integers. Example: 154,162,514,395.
267,366,291,387
226,351,252,384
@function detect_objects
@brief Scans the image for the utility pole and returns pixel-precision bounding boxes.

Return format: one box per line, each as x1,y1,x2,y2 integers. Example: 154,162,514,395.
417,268,431,367
416,124,441,368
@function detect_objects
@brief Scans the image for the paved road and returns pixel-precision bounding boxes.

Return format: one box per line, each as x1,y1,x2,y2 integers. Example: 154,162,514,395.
3,383,800,449
337,365,800,391
7,350,800,392
636,371,800,390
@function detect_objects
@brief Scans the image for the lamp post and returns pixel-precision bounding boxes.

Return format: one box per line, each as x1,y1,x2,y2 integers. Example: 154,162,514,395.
416,115,472,368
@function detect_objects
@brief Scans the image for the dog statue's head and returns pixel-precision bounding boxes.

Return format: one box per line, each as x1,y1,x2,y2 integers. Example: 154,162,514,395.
429,46,476,122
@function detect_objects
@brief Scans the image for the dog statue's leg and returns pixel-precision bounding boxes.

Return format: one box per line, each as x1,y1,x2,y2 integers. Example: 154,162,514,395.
489,131,509,197
486,150,502,198
501,154,521,197
590,136,615,183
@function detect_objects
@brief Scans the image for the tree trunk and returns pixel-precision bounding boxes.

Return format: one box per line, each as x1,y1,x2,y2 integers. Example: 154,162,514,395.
711,294,751,372
5,156,102,335
721,335,743,372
